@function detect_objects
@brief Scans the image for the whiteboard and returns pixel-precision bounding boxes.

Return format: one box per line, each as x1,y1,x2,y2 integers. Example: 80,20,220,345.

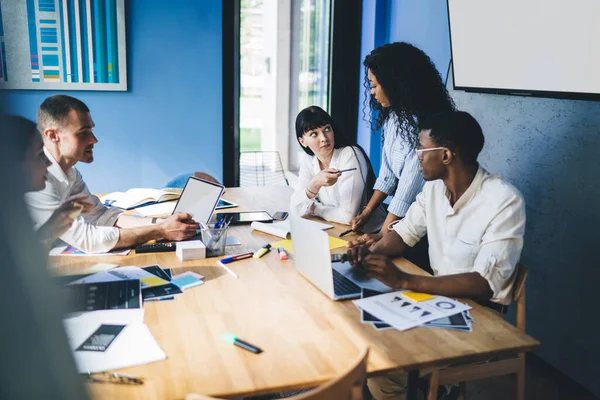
447,0,600,97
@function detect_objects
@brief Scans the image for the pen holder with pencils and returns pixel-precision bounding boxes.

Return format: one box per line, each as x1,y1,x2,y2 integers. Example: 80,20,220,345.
200,224,228,257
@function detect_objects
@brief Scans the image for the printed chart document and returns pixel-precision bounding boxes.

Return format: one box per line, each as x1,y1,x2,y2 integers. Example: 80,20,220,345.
354,291,471,331
63,321,166,373
251,219,332,239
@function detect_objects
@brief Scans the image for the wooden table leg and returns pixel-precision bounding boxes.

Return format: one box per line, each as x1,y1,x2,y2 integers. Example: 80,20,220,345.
407,369,420,400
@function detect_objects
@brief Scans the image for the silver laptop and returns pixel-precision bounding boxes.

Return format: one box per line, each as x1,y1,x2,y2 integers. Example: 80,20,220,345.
290,216,391,300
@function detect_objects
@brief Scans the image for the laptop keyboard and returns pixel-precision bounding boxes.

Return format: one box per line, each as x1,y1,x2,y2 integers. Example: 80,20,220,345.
332,269,361,297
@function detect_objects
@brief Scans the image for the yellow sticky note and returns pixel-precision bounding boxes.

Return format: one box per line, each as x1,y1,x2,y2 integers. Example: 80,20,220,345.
85,263,118,273
271,239,294,254
328,236,347,250
271,236,347,255
402,291,435,302
141,276,168,287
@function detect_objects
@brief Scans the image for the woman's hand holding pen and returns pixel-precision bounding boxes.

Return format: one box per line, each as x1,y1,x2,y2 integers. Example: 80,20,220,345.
350,210,371,232
312,168,341,188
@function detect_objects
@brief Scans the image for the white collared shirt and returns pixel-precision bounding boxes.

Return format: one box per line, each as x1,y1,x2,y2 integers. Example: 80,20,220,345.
393,167,526,305
290,146,386,230
25,147,122,253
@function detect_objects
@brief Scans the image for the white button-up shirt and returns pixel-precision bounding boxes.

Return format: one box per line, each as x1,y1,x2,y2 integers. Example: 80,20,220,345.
25,147,122,253
291,146,386,231
393,167,526,305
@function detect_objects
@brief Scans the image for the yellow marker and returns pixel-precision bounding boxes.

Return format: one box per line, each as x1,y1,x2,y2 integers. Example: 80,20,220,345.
252,244,271,259
68,202,84,220
402,291,435,302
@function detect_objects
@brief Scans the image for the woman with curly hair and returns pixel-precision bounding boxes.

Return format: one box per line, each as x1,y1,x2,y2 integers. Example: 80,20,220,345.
349,42,455,246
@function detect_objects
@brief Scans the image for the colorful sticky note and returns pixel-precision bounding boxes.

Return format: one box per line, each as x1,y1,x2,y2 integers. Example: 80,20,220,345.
140,276,169,287
328,236,347,250
270,236,347,255
271,239,294,254
172,274,204,290
402,291,435,302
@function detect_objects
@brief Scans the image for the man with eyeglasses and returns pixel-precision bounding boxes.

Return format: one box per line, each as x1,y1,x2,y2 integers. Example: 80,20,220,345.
347,111,526,400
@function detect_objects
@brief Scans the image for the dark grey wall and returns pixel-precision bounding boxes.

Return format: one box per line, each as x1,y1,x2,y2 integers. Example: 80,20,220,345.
365,0,600,395
449,74,600,396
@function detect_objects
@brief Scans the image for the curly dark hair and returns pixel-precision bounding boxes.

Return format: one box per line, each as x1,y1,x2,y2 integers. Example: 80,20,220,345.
363,42,456,148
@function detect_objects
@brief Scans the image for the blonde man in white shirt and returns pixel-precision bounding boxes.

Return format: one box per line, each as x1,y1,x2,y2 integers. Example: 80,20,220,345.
26,95,199,254
291,106,386,232
347,111,526,400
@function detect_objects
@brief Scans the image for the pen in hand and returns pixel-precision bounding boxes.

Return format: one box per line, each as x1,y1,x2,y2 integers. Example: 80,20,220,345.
339,229,353,238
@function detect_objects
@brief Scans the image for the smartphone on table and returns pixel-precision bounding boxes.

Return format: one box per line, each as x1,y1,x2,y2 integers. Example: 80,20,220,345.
272,211,289,221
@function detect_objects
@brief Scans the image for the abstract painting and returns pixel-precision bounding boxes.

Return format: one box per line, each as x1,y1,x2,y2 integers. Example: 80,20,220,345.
0,0,126,90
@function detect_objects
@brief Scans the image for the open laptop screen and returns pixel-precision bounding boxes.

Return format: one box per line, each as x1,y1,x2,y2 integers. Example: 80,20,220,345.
172,177,224,224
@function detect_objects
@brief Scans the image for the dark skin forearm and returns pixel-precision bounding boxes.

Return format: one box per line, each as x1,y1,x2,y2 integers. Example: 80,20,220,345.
402,272,493,300
356,251,494,301
370,229,410,258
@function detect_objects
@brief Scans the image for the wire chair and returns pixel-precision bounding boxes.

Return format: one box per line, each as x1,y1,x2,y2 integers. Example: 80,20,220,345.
239,151,289,186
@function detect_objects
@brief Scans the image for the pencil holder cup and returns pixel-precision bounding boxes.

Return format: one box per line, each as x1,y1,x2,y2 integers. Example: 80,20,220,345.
200,226,228,257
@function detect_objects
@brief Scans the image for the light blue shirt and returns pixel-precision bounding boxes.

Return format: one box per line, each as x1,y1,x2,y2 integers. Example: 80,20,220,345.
373,117,425,217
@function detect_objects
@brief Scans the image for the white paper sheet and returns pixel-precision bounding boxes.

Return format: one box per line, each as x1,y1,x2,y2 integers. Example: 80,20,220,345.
251,219,333,239
64,321,165,373
134,201,177,216
354,291,471,331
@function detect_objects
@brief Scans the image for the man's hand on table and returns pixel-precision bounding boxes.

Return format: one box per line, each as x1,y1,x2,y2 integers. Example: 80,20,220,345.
345,244,409,290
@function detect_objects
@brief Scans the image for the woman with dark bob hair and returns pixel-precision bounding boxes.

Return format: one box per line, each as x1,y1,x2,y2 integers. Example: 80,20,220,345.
290,106,386,231
349,42,456,246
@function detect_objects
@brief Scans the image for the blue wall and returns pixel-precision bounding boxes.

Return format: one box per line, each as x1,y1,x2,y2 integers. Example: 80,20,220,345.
360,0,600,396
357,0,451,175
1,0,223,192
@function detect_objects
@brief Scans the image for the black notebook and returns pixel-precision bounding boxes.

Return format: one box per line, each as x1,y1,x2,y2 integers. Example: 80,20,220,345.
62,279,142,313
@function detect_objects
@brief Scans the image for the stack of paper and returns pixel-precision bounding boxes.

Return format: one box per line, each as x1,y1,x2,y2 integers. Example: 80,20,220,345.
64,264,206,304
354,289,473,332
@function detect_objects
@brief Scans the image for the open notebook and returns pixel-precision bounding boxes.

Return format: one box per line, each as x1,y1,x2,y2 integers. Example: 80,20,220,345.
100,188,181,210
251,219,332,239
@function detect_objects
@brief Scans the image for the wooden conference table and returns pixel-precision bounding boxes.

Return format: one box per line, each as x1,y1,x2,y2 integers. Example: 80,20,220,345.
51,186,539,400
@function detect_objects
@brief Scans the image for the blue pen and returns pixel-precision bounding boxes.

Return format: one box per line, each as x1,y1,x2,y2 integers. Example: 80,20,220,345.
220,252,253,264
